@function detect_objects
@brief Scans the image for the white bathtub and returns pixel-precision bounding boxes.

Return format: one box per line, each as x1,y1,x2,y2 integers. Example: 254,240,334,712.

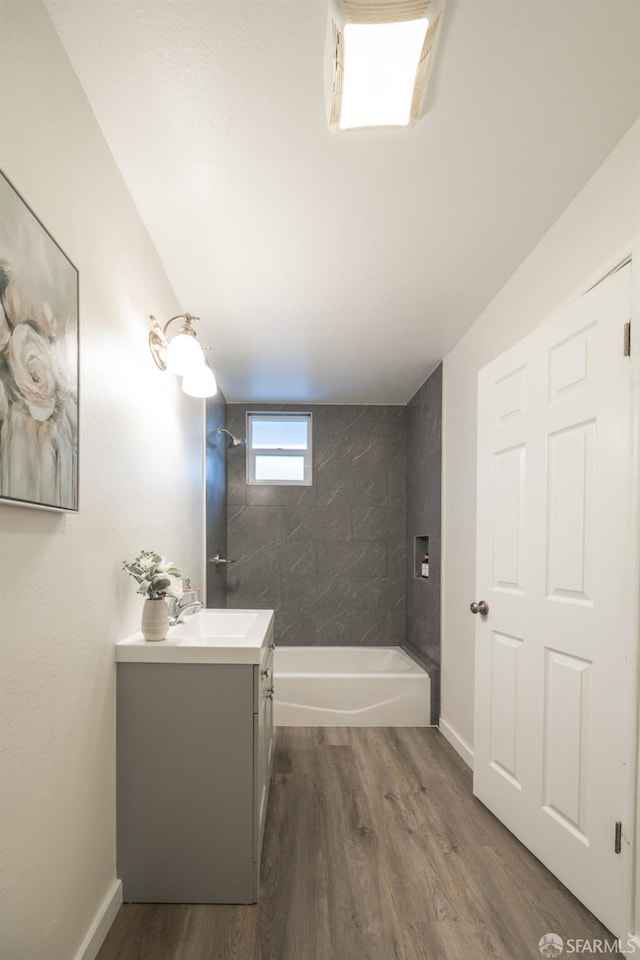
273,646,431,726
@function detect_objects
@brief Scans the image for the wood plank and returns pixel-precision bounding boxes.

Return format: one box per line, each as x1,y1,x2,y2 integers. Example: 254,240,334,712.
97,728,622,960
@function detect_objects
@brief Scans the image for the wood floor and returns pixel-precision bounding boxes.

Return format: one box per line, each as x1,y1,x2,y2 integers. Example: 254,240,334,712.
98,727,621,960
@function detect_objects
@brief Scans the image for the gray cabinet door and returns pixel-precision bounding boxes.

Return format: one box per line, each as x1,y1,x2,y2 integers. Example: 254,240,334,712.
117,662,255,903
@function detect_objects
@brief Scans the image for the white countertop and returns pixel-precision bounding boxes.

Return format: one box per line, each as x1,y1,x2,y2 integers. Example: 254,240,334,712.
116,609,274,664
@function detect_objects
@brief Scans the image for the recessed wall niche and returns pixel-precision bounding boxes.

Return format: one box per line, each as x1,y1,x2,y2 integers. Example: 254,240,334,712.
414,535,430,580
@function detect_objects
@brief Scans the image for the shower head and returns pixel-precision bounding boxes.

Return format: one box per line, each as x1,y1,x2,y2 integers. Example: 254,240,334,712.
217,427,246,449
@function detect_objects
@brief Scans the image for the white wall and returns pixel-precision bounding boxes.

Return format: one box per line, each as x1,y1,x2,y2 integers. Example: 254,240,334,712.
440,116,640,754
0,4,205,959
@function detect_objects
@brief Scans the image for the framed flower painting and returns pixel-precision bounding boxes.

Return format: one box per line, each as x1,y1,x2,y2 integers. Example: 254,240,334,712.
0,170,79,511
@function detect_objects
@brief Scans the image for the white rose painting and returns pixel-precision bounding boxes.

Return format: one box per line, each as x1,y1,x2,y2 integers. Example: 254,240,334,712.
0,171,78,511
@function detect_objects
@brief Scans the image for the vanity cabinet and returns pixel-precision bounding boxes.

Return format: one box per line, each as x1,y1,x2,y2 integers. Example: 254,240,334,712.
116,617,274,904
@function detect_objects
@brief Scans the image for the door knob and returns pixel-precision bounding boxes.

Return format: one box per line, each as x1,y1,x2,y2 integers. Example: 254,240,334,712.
470,600,489,616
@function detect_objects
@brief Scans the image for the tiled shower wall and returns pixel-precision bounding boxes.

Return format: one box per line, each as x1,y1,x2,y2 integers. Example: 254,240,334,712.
205,389,228,608
405,363,442,723
225,403,407,646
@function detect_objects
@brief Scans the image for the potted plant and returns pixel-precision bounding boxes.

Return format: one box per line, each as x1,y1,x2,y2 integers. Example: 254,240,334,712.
123,550,183,641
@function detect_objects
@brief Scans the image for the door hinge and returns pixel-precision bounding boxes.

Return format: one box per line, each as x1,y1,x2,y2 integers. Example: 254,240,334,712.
624,321,631,357
615,821,622,854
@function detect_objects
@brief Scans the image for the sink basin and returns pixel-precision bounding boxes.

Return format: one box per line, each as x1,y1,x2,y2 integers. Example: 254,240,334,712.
115,608,274,664
171,610,259,638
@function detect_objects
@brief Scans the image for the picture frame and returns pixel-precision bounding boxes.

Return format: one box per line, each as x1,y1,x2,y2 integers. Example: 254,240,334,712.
0,170,79,512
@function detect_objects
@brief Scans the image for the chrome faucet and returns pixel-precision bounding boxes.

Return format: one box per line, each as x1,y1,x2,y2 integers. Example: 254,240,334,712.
167,597,203,625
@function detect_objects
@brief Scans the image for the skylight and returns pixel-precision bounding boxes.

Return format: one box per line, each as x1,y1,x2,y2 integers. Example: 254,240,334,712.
339,19,429,129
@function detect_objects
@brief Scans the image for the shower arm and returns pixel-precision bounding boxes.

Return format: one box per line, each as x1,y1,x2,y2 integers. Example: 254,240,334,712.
216,427,246,448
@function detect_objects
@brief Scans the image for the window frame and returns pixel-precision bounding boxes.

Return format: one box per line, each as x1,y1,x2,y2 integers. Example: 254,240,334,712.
246,412,313,486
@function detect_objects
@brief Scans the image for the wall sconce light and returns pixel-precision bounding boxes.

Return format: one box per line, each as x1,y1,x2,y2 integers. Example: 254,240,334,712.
148,313,218,398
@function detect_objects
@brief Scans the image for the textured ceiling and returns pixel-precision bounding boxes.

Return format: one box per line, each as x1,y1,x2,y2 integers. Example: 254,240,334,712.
45,0,640,403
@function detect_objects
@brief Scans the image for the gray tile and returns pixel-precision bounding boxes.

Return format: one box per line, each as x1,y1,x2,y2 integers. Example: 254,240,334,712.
226,447,246,475
315,459,351,506
205,390,228,610
350,460,388,505
314,505,352,541
382,429,408,461
315,458,351,506
348,434,392,466
313,405,405,440
281,505,316,541
352,505,405,541
386,610,407,645
246,482,316,507
234,402,289,413
405,364,442,712
281,576,351,614
282,505,351,542
225,405,248,438
316,541,386,577
280,542,317,576
227,504,283,543
226,470,247,505
226,452,247,502
313,405,369,437
314,610,351,645
387,576,407,611
370,406,407,437
311,610,392,647
226,571,281,610
225,540,281,575
349,577,406,615
348,611,388,646
275,611,316,646
387,541,407,576
388,461,407,508
314,434,363,476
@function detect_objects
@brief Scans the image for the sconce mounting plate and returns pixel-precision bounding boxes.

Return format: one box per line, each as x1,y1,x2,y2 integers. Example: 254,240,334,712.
148,315,169,370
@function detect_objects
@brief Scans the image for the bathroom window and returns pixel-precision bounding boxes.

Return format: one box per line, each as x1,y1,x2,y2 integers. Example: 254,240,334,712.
246,413,312,485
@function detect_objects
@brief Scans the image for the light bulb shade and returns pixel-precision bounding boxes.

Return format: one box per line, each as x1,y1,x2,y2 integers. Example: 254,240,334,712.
165,332,204,375
182,363,218,398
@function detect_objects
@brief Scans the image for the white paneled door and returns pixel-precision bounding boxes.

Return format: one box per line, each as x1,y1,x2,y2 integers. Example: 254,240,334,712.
473,263,637,937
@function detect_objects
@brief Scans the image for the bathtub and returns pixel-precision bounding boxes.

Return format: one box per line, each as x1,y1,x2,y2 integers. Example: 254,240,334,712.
273,646,431,726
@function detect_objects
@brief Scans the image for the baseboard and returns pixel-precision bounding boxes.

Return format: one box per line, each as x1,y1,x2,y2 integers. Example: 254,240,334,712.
439,717,474,769
72,879,122,960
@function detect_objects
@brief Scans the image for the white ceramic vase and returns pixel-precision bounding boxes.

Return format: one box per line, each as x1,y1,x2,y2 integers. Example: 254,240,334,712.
141,597,169,642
